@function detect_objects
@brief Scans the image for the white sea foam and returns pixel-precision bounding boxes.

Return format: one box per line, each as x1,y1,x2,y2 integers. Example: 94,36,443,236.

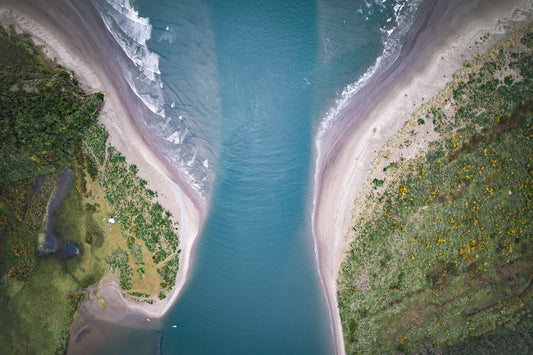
186,152,196,167
312,3,422,348
314,0,421,161
166,131,181,145
312,1,422,270
159,25,176,43
179,127,188,142
181,168,202,193
92,0,166,117
92,0,212,201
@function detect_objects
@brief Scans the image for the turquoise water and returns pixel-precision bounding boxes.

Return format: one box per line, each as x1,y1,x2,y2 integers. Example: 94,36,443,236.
159,2,330,352
86,0,422,353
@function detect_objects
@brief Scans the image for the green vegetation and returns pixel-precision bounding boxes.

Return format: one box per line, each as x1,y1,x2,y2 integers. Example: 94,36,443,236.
82,123,181,296
0,26,104,354
338,25,533,353
0,26,180,353
106,248,133,290
0,31,102,182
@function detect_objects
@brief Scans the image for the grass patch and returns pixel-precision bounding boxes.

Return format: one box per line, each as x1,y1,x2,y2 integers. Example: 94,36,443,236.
0,26,181,353
338,24,533,354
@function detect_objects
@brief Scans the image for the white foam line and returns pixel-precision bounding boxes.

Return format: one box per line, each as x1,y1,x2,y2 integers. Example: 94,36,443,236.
92,0,165,117
311,1,423,353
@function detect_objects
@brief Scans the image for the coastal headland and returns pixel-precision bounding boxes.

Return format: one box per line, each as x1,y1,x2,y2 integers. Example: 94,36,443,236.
0,0,205,326
312,0,532,353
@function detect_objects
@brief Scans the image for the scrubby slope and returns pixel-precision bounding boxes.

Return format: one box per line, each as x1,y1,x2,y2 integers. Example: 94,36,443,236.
338,25,533,354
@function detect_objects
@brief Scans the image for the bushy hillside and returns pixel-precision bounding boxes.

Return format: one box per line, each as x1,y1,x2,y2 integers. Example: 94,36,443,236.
338,25,533,354
0,26,180,353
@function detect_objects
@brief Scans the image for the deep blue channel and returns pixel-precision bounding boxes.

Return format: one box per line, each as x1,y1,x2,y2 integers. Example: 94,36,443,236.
160,1,332,353
75,0,396,352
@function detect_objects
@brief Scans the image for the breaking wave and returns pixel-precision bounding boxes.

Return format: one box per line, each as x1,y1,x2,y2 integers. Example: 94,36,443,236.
91,0,217,199
315,0,422,158
92,0,166,117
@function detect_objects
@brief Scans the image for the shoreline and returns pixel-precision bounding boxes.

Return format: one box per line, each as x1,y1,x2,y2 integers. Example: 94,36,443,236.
0,0,205,322
311,0,532,354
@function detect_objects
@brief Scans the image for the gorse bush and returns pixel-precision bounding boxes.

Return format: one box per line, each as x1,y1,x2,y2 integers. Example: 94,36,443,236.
338,25,533,354
0,27,102,184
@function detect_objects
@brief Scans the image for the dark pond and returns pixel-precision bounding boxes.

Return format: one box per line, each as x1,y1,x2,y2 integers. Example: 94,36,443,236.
37,168,79,258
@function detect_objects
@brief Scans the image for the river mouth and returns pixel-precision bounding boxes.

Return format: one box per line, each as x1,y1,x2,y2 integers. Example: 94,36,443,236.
63,0,423,352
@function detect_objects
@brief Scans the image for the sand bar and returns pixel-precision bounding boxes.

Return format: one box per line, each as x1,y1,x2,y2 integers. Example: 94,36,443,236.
311,0,532,353
0,0,205,322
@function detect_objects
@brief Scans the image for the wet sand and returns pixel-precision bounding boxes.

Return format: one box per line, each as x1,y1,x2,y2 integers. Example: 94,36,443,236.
311,0,532,353
1,0,531,353
0,0,205,324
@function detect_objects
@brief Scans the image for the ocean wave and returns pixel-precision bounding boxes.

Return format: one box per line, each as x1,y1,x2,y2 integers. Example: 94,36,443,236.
159,25,177,43
315,0,422,158
92,0,166,117
92,0,214,200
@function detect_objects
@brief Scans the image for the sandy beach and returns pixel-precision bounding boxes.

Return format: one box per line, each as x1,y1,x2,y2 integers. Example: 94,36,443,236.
311,0,532,353
2,0,532,353
0,0,205,323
